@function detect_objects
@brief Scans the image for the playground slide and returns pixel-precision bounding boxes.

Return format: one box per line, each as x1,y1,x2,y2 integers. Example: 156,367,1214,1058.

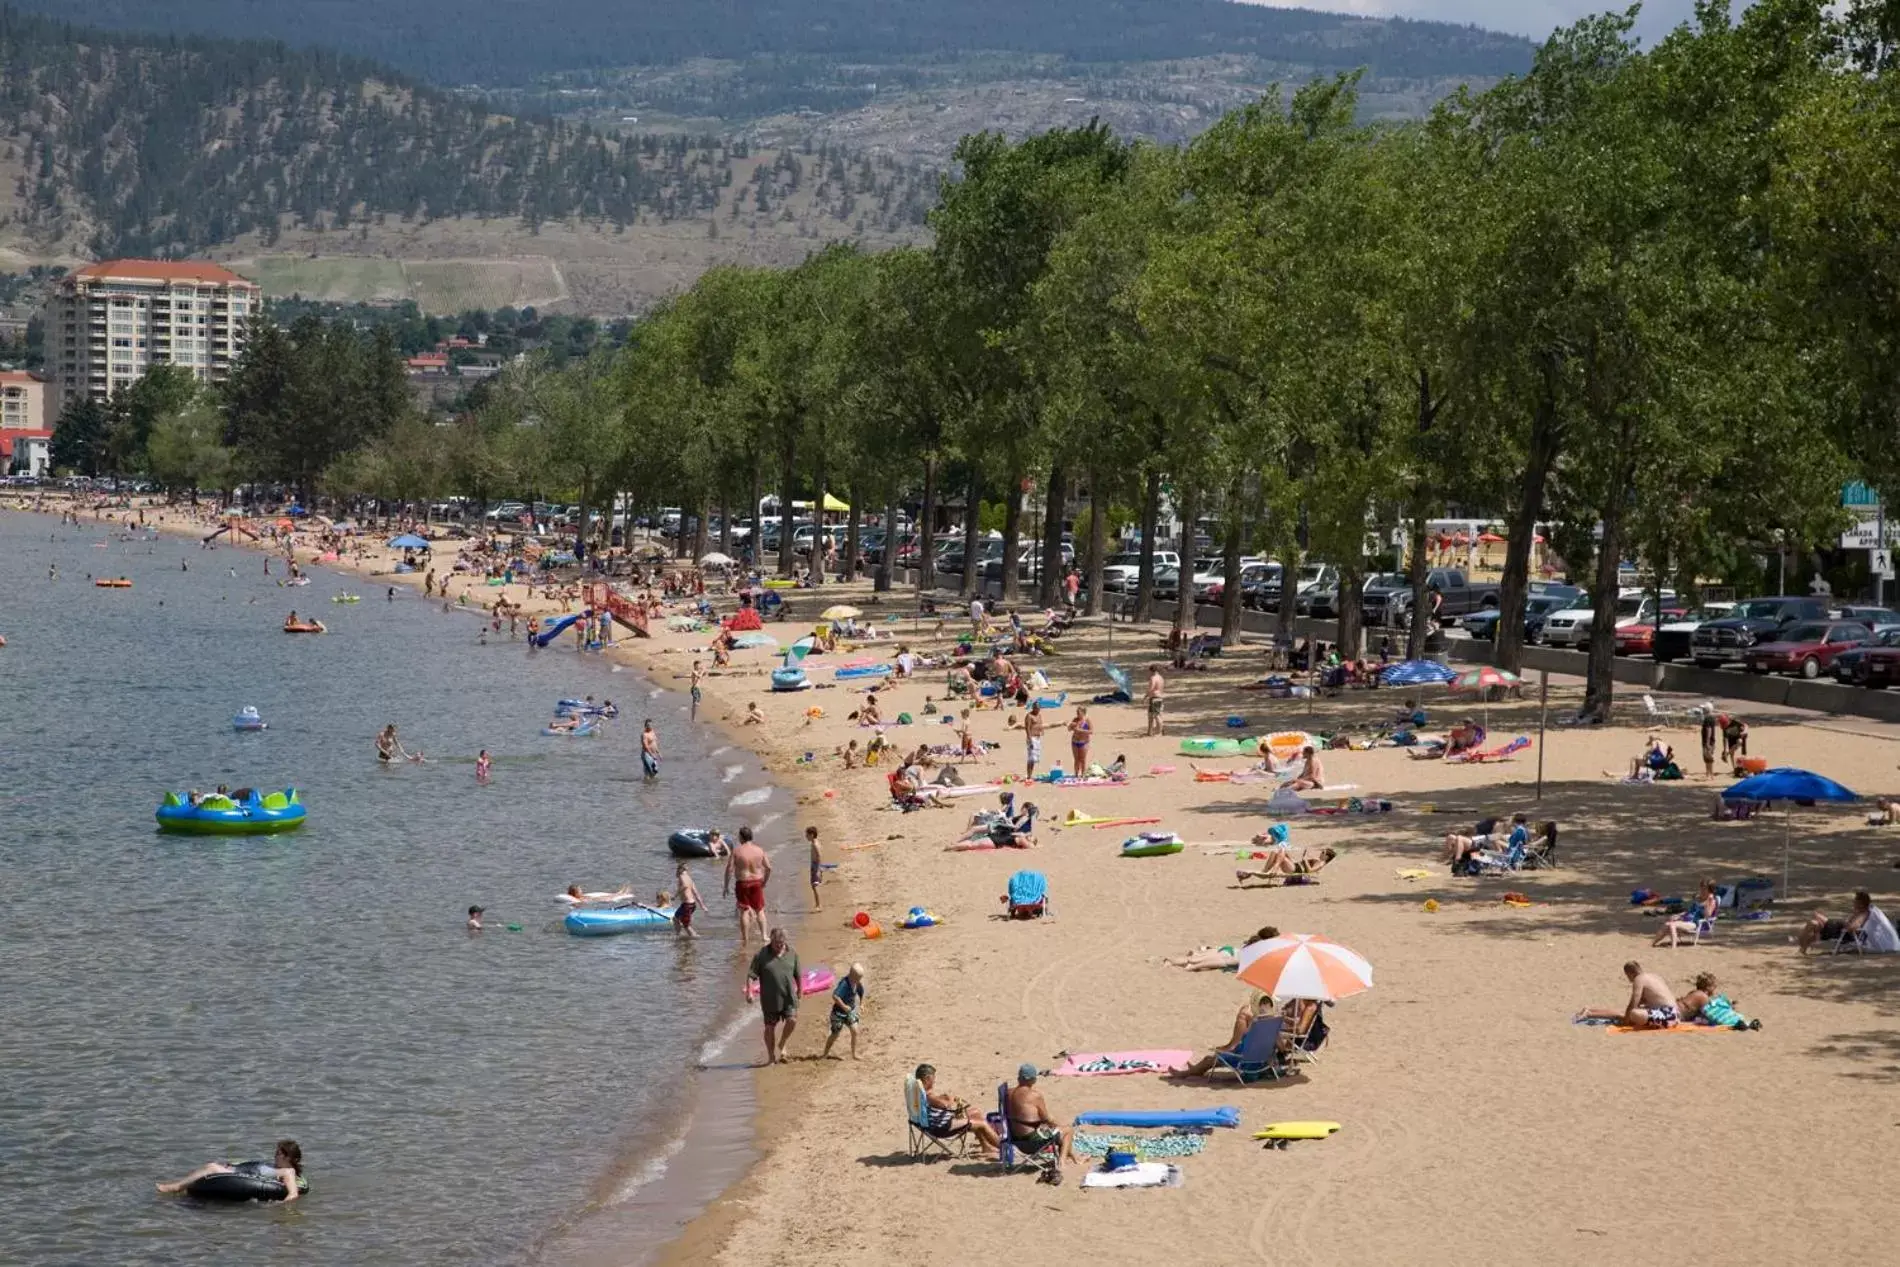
532,613,585,647
586,583,650,638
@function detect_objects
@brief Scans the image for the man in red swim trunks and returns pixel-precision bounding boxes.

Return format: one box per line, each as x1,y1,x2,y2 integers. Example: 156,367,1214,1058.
724,825,772,949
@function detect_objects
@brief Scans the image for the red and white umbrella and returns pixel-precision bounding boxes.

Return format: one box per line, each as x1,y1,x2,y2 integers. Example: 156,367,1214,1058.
1236,934,1373,1002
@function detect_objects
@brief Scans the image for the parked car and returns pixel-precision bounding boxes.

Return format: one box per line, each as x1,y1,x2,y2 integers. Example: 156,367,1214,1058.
1102,550,1180,593
1843,628,1900,687
1651,602,1736,664
1234,562,1281,609
1833,628,1900,683
1613,621,1657,656
1836,605,1900,633
1459,586,1584,642
1363,568,1500,628
1541,592,1679,649
1153,564,1182,600
1742,620,1871,678
1691,596,1834,667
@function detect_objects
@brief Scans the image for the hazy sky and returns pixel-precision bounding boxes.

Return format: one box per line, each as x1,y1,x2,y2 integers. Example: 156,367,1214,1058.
1241,1,1705,44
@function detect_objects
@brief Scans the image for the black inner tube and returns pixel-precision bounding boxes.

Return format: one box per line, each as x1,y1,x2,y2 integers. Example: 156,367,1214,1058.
667,829,714,858
185,1169,305,1202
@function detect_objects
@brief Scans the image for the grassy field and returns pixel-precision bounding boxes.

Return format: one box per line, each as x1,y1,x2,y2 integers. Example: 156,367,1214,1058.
232,255,568,313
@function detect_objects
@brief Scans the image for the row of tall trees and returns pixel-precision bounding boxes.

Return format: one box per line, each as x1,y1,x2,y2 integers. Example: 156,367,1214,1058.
55,3,1900,723
559,1,1900,721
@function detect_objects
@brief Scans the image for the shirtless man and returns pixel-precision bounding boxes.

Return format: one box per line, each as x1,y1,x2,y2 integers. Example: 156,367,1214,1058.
1286,745,1325,791
672,861,701,939
690,659,704,719
1023,702,1045,780
1576,960,1681,1029
1004,1064,1077,1174
1145,664,1166,736
724,825,772,948
640,719,661,779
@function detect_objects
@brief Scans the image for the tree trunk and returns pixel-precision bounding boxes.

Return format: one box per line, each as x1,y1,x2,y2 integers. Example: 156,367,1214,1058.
958,472,981,600
1000,465,1023,603
747,452,763,570
1584,443,1638,720
1038,463,1067,607
1495,372,1561,673
1405,503,1430,659
777,430,797,576
810,446,829,587
1220,499,1243,644
920,454,937,593
1134,469,1160,623
1336,567,1365,658
1085,467,1107,617
844,487,862,581
576,476,592,562
691,496,709,563
1173,483,1200,641
875,493,896,593
718,494,733,558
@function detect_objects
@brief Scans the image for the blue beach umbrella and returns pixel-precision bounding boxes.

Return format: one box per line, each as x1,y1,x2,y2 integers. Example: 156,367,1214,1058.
1721,767,1858,899
387,533,430,550
1380,659,1458,688
1101,661,1133,699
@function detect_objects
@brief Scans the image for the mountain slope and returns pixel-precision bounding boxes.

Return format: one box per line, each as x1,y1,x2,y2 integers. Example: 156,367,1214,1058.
7,1,1534,86
0,9,933,263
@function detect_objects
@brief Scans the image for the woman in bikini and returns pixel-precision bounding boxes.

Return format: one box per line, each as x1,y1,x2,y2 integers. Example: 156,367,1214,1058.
1236,847,1336,883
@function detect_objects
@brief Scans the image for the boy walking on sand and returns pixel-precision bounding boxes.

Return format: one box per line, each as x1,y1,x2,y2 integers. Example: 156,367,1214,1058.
821,963,867,1060
1024,701,1044,779
807,826,823,910
690,660,704,719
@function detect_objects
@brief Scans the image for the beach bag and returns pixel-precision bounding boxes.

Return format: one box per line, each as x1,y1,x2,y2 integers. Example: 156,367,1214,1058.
1105,1149,1139,1171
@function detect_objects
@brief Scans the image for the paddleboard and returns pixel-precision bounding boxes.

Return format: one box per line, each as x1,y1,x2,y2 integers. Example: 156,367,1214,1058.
1062,809,1119,827
1254,1121,1341,1148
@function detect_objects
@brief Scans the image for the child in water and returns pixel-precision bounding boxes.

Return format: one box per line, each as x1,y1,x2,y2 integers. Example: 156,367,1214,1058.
475,750,491,783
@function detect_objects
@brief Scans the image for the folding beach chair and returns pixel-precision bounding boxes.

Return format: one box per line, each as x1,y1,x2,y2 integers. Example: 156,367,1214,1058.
1642,693,1689,728
1830,926,1870,955
1283,1005,1329,1067
992,1083,1059,1178
906,1076,971,1161
1689,913,1717,946
1210,1016,1288,1083
1003,870,1049,919
1521,824,1558,870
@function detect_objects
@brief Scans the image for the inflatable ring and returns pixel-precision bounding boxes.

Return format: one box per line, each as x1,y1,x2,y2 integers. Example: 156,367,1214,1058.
184,1170,308,1202
668,828,720,858
1121,831,1184,858
156,789,305,835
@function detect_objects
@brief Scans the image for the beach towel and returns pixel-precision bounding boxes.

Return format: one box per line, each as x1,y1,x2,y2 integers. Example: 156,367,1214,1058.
1073,1131,1206,1160
1074,1107,1240,1129
1007,871,1048,907
1081,1163,1183,1190
1054,1050,1195,1077
1395,868,1434,881
1450,736,1531,764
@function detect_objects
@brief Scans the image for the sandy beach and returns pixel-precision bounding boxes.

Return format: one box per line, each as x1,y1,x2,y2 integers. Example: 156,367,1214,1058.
29,499,1900,1265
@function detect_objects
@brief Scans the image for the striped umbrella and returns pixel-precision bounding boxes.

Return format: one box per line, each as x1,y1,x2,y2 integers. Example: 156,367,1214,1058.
1449,664,1520,726
1236,934,1373,1002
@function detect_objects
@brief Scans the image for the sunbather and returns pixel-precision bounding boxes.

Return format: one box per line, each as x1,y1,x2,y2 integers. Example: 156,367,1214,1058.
1162,926,1278,971
1443,719,1482,759
913,1063,1000,1156
1172,994,1286,1076
1236,847,1335,883
1676,972,1717,1024
1005,1064,1077,1171
1575,960,1681,1029
1797,889,1900,954
1653,879,1718,947
1286,746,1325,791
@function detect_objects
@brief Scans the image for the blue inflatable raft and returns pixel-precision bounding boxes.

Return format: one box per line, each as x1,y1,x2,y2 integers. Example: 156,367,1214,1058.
770,667,810,691
834,664,892,680
541,720,601,737
232,707,268,732
564,905,676,936
156,789,306,836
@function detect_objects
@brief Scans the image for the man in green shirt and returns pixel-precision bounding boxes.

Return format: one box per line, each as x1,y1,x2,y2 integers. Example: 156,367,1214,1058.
746,927,801,1065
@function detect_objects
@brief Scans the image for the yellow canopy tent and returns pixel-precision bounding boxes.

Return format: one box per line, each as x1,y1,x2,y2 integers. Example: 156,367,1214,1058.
821,492,850,512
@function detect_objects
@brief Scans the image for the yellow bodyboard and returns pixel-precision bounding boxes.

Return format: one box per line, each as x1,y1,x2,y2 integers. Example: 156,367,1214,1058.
1253,1121,1341,1141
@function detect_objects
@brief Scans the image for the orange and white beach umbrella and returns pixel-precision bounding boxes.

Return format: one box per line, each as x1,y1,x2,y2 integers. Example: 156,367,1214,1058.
1236,934,1373,1002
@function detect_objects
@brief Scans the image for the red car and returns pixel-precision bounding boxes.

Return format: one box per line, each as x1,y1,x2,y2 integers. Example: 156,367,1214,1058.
1741,621,1871,679
1614,621,1656,656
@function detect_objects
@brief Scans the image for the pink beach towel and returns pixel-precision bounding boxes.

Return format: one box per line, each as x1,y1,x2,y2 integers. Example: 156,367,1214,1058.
1054,1050,1196,1076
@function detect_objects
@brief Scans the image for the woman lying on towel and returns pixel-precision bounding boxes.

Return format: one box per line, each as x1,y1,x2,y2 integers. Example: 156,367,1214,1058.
1162,926,1279,971
1235,847,1336,884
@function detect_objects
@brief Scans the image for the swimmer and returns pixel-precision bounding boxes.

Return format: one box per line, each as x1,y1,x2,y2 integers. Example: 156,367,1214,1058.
475,749,491,783
376,724,414,764
562,884,634,905
467,905,484,931
157,1140,303,1201
641,719,660,779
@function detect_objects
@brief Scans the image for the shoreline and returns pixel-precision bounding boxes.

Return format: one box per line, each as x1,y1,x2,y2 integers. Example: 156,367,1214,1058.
5,496,850,1267
19,496,1900,1264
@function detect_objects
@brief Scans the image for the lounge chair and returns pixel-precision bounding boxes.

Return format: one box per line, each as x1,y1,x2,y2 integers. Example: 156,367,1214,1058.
906,1076,971,1160
1209,1016,1289,1083
1003,870,1049,920
1642,693,1690,727
1521,825,1558,870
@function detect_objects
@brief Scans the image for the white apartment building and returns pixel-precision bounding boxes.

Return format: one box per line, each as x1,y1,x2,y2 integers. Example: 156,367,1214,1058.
44,260,261,407
0,370,51,430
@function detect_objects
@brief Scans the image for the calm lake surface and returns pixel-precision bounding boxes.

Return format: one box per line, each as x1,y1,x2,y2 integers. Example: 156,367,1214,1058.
0,508,784,1265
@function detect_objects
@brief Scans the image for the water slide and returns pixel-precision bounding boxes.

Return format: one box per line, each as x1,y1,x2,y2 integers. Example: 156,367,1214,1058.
532,613,585,648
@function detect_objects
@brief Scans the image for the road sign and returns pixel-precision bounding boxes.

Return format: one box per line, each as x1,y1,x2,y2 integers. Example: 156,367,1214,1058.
1840,507,1900,549
1875,549,1895,580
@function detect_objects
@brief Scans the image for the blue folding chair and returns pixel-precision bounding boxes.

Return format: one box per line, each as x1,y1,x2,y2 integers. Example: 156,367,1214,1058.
992,1082,1059,1175
1211,1017,1288,1083
1005,870,1049,919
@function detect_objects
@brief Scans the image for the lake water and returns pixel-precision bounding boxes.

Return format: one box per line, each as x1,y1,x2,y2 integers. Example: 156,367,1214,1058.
0,509,785,1265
